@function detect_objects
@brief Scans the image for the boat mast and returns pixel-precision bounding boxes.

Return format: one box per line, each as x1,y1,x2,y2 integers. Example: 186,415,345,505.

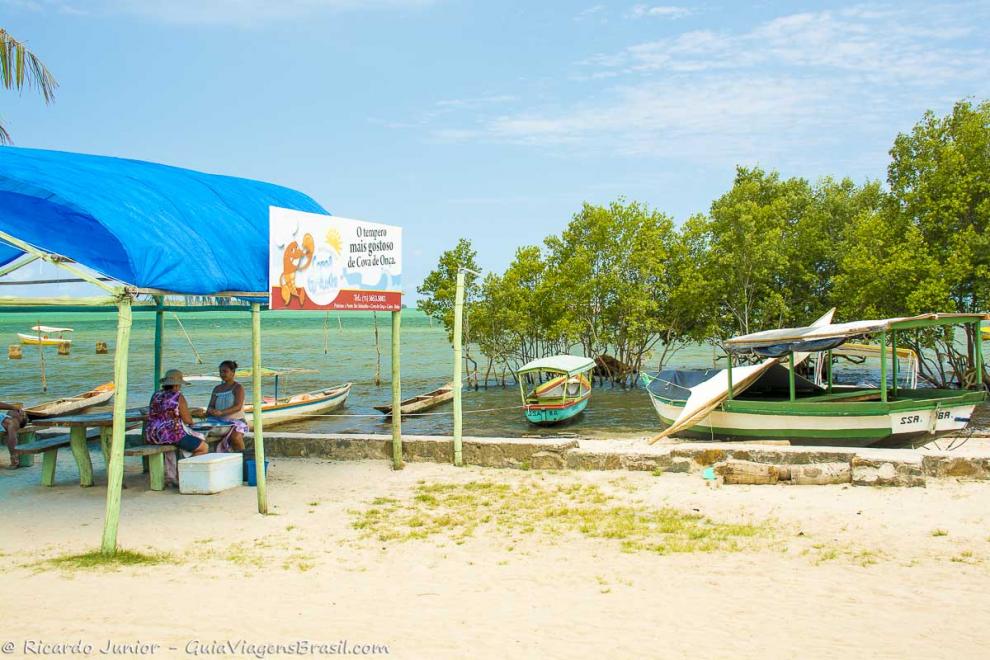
726,351,734,400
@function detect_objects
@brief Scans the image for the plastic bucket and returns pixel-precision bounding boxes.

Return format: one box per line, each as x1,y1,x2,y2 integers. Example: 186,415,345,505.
244,459,270,486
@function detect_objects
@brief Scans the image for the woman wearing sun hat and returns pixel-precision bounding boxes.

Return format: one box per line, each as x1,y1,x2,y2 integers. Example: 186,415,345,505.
146,369,207,456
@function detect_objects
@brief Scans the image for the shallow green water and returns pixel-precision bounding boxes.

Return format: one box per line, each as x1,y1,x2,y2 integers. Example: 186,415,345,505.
0,310,714,437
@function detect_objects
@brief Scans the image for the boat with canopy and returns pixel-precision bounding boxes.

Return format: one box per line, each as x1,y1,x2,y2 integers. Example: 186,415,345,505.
644,312,987,448
18,325,73,346
517,355,596,425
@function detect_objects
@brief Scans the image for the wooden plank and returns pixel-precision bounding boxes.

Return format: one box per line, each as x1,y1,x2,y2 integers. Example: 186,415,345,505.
123,444,176,457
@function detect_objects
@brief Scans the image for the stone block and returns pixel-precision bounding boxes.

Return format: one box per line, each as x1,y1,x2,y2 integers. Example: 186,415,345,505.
851,456,925,487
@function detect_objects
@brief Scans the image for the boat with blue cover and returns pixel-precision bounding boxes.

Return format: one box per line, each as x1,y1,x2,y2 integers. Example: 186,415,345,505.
517,355,596,425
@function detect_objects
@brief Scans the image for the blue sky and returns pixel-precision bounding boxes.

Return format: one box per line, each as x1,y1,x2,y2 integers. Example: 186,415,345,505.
1,0,988,299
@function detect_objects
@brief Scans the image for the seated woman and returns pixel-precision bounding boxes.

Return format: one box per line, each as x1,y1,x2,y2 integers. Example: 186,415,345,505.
146,369,207,456
206,360,247,452
0,401,28,469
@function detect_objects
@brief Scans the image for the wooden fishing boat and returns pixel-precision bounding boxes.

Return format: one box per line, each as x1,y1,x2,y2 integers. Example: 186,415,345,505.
18,325,73,346
374,382,454,416
517,355,596,425
244,382,351,428
24,382,115,419
645,312,987,448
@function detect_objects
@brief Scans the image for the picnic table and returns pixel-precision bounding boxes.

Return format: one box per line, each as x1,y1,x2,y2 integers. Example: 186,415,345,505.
31,409,149,487
30,410,232,487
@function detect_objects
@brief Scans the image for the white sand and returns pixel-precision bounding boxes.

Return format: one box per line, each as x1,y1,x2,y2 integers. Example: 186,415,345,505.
2,454,990,659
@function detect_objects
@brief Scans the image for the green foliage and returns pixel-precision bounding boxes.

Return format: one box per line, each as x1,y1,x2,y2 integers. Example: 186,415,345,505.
0,28,58,144
418,99,990,388
416,238,480,343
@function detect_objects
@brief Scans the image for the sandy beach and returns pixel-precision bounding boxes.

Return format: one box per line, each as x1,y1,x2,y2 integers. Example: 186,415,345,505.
2,452,989,659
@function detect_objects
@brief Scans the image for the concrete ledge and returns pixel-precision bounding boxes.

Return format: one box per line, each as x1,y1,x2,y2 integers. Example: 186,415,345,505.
249,433,578,469
247,432,990,486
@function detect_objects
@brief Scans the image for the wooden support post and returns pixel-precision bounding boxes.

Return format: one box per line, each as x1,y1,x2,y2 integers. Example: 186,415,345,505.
251,303,268,514
391,309,404,470
16,427,35,467
891,331,898,398
453,271,464,466
41,448,57,486
100,295,132,555
788,352,796,402
100,427,111,467
726,352,734,400
69,426,94,487
879,331,888,403
148,454,165,491
153,295,164,389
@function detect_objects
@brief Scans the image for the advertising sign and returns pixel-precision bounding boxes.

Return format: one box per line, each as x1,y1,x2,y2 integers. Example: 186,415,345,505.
269,207,401,311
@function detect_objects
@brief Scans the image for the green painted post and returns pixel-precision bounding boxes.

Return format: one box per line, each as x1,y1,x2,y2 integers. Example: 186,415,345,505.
891,331,898,398
826,349,833,394
391,310,404,470
788,352,796,401
879,331,888,403
974,321,984,389
452,271,464,466
68,426,94,487
726,351,734,400
251,303,268,514
153,295,164,389
100,295,132,555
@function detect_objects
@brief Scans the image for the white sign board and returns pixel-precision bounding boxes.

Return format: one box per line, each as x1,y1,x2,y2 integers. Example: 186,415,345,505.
269,207,401,311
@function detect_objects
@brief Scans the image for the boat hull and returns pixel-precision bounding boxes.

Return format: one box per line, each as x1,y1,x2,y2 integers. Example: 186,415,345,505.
374,384,454,416
525,396,589,425
18,333,71,346
25,383,115,418
245,383,351,428
647,389,981,448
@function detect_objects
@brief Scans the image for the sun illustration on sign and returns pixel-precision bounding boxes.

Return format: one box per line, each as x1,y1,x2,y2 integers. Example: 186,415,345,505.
302,226,346,306
325,228,342,254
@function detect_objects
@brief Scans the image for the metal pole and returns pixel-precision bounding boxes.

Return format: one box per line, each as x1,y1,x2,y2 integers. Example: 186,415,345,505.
251,303,268,514
789,352,796,401
100,295,132,555
974,321,984,389
879,331,888,403
826,349,833,394
453,271,464,466
391,309,403,470
153,295,164,390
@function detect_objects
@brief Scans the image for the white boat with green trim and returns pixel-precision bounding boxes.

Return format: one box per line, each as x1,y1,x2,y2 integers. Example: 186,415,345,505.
645,313,987,448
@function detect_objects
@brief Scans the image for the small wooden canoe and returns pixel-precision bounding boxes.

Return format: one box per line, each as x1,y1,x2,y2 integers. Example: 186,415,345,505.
374,382,454,416
244,382,351,428
25,382,115,419
18,332,72,346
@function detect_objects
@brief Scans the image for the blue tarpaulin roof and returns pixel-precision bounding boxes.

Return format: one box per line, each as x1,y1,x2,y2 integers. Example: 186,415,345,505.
0,147,329,294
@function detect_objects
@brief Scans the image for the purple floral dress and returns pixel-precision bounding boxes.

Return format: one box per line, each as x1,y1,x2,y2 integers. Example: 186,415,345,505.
146,390,203,445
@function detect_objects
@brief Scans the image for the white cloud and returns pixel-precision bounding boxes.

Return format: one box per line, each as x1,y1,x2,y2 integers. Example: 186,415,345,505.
425,3,990,172
627,5,692,20
574,4,607,23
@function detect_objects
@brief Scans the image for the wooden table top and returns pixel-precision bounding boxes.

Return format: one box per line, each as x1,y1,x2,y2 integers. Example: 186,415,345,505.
31,408,150,428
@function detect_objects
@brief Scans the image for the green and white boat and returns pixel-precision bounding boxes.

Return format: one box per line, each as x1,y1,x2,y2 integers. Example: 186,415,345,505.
645,312,988,448
517,355,596,425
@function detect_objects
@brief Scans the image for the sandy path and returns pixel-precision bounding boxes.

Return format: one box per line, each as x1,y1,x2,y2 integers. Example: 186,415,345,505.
2,455,989,659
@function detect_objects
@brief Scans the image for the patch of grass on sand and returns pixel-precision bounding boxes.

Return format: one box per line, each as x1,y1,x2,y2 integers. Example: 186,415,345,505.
803,543,884,567
350,479,769,554
44,549,174,571
931,529,949,537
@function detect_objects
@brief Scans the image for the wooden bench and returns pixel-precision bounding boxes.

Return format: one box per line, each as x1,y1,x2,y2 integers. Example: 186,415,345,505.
14,427,102,486
123,444,176,491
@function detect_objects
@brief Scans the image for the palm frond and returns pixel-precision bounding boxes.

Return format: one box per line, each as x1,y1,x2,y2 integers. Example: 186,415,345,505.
0,28,58,102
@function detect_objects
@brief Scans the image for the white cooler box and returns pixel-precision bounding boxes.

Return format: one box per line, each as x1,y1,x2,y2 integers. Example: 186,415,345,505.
178,453,243,494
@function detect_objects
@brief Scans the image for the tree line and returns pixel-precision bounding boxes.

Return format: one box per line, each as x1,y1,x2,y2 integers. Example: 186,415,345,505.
418,100,990,388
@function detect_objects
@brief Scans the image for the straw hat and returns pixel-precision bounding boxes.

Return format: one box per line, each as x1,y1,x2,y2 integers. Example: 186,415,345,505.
160,369,189,386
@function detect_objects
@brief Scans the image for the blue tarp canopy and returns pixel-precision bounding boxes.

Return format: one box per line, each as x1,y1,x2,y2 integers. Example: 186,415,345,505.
0,147,329,294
